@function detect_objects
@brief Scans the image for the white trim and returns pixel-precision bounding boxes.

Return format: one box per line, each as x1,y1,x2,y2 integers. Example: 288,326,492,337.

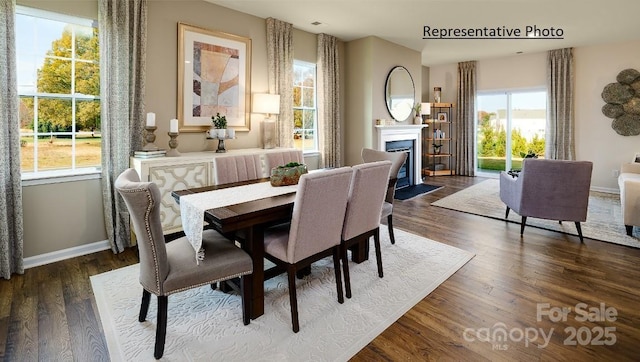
591,186,619,194
24,239,111,269
22,170,101,186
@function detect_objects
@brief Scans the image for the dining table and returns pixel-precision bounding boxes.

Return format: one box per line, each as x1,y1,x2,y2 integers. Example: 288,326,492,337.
171,177,370,320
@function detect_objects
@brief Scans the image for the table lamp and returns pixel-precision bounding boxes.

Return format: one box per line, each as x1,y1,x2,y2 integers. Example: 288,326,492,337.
421,102,431,123
253,93,280,149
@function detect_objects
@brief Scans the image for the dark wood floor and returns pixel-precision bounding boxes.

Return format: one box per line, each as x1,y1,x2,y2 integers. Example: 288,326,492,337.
2,175,640,361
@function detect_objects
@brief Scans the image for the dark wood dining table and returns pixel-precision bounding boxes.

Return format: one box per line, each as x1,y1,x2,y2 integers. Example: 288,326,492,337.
172,178,370,320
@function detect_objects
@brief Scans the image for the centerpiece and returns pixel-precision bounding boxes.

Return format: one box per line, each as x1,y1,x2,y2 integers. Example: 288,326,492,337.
270,162,308,186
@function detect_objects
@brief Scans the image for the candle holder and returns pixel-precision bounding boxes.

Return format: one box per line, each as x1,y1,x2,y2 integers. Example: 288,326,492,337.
143,126,159,151
166,132,180,157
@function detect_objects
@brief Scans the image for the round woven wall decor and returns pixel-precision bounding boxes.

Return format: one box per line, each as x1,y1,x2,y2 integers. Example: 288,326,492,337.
601,68,640,136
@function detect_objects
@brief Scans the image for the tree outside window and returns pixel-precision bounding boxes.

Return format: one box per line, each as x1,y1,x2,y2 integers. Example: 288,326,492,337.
293,61,317,152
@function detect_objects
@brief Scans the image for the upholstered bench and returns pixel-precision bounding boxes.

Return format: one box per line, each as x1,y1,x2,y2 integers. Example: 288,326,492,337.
619,163,640,236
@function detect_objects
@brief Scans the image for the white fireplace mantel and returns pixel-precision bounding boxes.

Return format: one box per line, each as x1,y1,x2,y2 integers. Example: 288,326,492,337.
375,124,428,185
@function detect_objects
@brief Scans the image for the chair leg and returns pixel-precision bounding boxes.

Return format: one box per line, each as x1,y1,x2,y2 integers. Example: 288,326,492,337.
287,265,300,333
626,225,633,236
139,289,151,322
332,247,345,304
387,215,396,244
374,231,383,278
520,216,527,236
505,207,510,219
341,243,352,299
575,222,584,243
155,295,168,359
240,274,252,325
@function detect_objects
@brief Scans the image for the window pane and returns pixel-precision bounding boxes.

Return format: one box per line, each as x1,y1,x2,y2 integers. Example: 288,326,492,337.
75,26,98,61
293,109,303,128
293,86,301,107
75,99,101,168
302,88,314,107
37,134,73,171
38,58,72,94
38,98,72,132
75,61,99,95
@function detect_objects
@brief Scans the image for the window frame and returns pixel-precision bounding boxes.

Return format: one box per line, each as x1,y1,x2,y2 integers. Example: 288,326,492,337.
293,60,318,153
16,6,101,183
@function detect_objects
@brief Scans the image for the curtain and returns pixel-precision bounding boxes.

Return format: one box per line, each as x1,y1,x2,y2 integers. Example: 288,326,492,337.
317,33,341,168
546,48,574,160
99,0,147,253
455,61,477,176
0,0,24,279
266,18,294,148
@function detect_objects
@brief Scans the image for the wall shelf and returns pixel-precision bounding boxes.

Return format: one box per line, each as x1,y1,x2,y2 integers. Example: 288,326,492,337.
422,103,455,177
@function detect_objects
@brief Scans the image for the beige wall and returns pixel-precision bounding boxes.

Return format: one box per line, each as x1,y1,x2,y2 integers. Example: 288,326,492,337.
429,40,640,191
18,0,328,258
344,36,422,166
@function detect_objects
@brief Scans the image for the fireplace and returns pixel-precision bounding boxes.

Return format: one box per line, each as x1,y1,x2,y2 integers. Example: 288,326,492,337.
375,124,427,187
385,140,413,188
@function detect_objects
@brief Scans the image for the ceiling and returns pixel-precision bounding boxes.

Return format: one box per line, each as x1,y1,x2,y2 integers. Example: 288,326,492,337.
204,0,640,66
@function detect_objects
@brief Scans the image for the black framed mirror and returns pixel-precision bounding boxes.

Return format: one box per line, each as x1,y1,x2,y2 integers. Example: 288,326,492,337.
385,66,415,122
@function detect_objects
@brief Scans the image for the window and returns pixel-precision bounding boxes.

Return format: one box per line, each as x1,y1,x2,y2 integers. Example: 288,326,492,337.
293,60,317,152
16,7,100,179
476,90,547,174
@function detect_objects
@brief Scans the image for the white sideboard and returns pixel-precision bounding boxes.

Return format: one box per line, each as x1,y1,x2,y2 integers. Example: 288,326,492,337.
130,148,300,235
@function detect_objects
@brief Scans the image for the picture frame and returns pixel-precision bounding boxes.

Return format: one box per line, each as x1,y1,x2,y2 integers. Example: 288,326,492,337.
437,112,448,122
177,23,252,132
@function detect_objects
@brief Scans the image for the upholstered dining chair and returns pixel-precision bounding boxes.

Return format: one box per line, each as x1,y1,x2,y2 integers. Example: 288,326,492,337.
115,168,253,359
213,154,263,185
341,160,392,299
499,158,593,242
264,149,304,173
262,167,353,332
361,148,408,244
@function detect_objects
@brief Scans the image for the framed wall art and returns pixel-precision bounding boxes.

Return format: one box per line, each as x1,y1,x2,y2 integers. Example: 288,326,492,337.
177,23,252,132
437,112,448,122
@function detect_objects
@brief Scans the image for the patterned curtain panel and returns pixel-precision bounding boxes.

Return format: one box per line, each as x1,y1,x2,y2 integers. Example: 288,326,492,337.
266,18,294,148
0,0,24,279
317,33,341,168
546,48,575,160
99,0,147,253
455,61,477,176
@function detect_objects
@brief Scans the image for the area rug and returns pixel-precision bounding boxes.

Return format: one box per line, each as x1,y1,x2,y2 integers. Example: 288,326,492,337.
431,179,640,248
91,229,474,361
394,183,443,200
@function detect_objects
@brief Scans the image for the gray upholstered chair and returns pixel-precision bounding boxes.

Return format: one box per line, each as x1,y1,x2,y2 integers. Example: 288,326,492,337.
115,168,253,359
264,149,304,173
361,148,408,244
499,158,593,242
263,167,353,332
213,154,263,185
341,160,392,298
619,162,640,236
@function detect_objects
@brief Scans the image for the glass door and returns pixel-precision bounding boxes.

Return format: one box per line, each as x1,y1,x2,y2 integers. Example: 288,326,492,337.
476,90,547,176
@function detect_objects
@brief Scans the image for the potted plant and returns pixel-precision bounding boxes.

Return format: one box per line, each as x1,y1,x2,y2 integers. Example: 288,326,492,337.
211,113,227,138
413,103,422,124
270,162,308,186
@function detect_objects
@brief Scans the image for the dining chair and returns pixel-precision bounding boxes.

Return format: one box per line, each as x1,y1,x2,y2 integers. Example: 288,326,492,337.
340,160,392,298
213,154,263,185
264,149,304,173
361,148,408,244
263,167,353,332
115,168,253,359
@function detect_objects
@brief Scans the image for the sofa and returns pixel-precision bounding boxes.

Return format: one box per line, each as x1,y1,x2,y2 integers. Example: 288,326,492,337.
619,163,640,236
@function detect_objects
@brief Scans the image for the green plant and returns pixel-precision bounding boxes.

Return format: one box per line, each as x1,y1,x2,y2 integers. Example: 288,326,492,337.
211,113,227,129
278,162,303,168
413,103,421,116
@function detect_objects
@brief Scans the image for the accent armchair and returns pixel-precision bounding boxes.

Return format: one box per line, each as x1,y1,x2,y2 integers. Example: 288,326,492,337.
499,158,593,242
115,168,253,359
619,162,640,236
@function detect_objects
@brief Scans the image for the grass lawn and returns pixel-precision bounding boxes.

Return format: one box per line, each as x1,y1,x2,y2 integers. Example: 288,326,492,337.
478,157,524,172
20,135,101,172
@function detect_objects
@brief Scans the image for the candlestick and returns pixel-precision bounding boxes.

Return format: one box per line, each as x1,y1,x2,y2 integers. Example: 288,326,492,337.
170,118,179,133
166,132,180,157
142,126,159,151
146,112,156,127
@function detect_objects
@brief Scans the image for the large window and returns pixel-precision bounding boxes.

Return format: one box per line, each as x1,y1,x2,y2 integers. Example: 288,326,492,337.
293,61,317,152
476,90,546,174
16,7,100,178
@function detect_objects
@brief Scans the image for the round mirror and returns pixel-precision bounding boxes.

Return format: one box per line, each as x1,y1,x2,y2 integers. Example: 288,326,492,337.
385,66,415,122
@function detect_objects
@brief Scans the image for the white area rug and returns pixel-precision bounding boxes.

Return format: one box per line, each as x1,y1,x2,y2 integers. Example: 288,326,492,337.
91,229,473,361
432,179,640,248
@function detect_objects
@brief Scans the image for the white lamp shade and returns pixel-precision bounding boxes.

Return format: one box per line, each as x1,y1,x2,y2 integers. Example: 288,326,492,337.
253,93,281,115
421,103,431,115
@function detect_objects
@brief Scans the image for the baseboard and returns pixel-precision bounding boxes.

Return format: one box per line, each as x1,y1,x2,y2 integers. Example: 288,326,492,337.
24,239,112,269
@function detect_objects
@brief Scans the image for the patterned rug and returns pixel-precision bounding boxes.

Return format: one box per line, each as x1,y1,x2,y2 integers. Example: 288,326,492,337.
431,179,640,248
91,229,474,361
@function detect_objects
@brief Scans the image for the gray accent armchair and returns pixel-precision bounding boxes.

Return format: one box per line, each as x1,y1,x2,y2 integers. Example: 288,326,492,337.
499,158,593,242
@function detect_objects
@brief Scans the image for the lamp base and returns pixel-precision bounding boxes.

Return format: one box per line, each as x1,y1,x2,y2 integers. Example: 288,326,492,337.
262,118,276,149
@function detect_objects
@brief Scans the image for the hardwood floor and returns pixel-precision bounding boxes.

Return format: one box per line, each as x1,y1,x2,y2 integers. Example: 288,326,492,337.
2,175,640,361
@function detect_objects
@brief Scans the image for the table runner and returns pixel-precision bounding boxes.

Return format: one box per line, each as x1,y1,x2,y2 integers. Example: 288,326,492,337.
180,182,298,262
